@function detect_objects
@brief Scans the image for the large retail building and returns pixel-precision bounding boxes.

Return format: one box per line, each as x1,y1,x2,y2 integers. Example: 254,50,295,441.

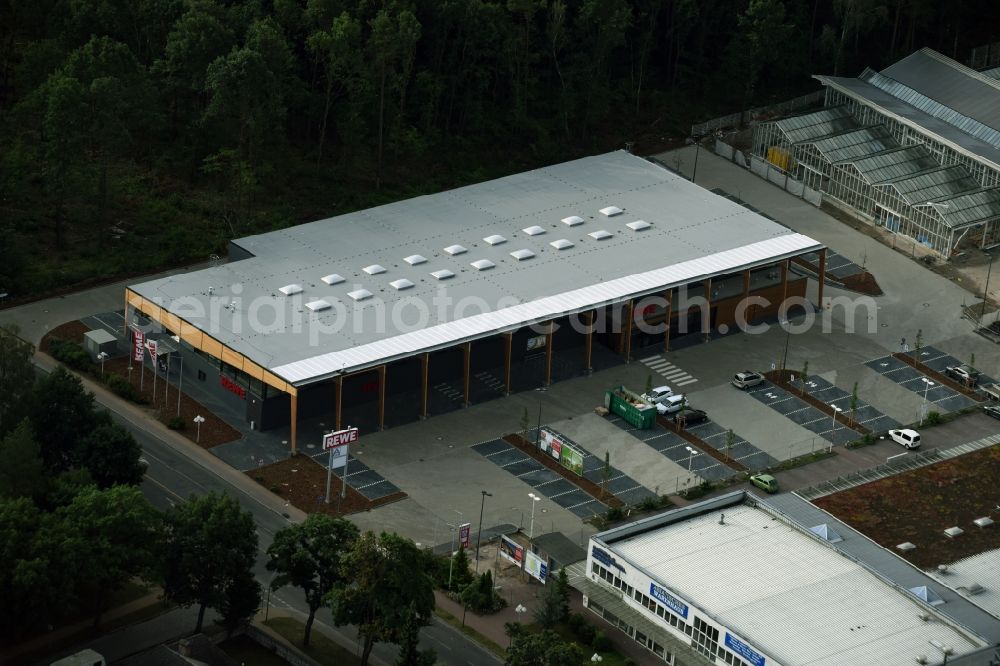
126,151,824,452
575,491,1000,665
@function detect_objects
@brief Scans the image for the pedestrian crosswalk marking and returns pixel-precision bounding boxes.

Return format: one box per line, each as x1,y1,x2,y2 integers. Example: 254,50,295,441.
639,354,698,386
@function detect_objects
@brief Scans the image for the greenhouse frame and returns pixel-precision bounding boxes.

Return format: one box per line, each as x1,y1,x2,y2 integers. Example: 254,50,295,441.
752,48,1000,257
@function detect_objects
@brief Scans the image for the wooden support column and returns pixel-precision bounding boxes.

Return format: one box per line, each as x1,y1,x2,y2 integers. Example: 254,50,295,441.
463,342,472,407
664,290,673,352
290,393,298,455
703,280,712,342
124,293,129,335
503,333,513,395
420,353,429,419
780,259,790,306
544,323,554,386
623,300,634,362
377,364,387,430
817,248,827,309
335,375,343,430
742,269,752,323
584,311,594,373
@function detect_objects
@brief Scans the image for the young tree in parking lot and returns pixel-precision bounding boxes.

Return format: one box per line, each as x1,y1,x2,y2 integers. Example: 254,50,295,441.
724,429,737,463
328,531,435,666
267,514,359,646
519,407,530,434
800,361,809,395
162,492,259,633
601,450,611,499
644,373,653,396
914,329,923,352
849,382,859,427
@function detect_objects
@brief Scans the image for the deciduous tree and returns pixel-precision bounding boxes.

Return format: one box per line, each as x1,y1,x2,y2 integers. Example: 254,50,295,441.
267,514,359,646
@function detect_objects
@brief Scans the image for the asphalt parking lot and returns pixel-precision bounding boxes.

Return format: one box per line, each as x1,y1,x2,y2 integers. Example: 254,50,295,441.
747,380,863,445
865,355,976,414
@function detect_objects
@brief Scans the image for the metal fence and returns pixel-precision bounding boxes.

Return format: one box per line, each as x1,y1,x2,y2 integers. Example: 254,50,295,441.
691,90,825,136
748,155,823,206
970,42,1000,70
795,448,945,501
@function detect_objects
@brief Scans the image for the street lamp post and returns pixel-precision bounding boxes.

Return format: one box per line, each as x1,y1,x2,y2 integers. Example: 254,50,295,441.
97,351,108,379
981,250,994,324
528,493,541,540
175,355,184,417
475,490,492,572
684,445,699,472
193,414,205,443
829,405,843,448
920,378,934,425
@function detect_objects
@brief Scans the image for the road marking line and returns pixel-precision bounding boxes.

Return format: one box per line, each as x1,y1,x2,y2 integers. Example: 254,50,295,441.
676,378,698,386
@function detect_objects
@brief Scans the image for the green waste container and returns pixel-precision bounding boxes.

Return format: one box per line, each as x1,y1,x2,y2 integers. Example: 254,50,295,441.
604,385,656,429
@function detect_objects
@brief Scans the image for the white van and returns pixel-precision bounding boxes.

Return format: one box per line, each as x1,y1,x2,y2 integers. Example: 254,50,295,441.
888,429,921,449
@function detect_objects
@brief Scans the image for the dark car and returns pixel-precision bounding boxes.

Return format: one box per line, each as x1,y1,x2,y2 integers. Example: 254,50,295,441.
984,404,1000,420
675,409,708,427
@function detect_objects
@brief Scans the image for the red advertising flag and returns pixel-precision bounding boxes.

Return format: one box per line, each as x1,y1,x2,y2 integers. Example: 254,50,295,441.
133,329,145,362
459,523,471,549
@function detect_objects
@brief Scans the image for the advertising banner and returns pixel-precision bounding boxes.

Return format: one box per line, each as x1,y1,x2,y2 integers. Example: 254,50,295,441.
525,551,548,584
459,523,471,549
724,634,766,666
499,535,524,567
132,329,145,362
526,335,547,352
146,338,158,360
560,445,584,476
539,429,562,461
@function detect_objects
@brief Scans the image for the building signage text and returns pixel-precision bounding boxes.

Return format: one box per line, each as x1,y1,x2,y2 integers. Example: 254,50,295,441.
725,633,765,666
220,375,246,399
650,582,689,619
591,546,625,573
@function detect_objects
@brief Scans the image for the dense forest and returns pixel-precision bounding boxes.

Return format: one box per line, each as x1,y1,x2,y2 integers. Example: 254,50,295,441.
1,0,999,298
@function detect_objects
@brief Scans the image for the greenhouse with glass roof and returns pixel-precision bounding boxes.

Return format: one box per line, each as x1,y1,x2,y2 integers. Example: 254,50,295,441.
752,48,1000,258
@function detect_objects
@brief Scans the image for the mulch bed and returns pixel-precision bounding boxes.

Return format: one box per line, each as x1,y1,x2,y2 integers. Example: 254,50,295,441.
765,369,871,434
892,352,985,403
815,446,1000,569
40,320,241,448
247,454,407,517
503,433,623,508
657,415,746,471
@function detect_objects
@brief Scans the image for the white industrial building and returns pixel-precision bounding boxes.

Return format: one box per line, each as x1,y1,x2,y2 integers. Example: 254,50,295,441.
571,492,1000,665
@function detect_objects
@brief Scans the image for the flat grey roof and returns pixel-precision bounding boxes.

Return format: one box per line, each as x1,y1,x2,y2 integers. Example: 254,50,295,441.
130,151,819,384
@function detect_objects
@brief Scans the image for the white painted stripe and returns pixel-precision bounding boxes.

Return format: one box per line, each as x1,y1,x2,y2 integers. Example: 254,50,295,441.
676,378,699,386
640,355,660,363
645,360,671,370
663,369,689,380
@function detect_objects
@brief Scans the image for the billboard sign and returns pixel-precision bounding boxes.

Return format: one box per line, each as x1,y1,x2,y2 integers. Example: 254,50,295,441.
132,329,145,362
326,443,349,470
560,445,584,476
526,335,547,352
539,429,561,461
525,551,548,584
459,523,471,549
323,427,359,450
499,535,524,567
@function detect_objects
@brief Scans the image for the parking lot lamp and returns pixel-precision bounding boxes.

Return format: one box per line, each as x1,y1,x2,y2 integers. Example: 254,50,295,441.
97,351,109,378
684,446,699,472
830,405,843,447
475,490,492,572
528,493,541,540
193,414,205,443
920,378,934,425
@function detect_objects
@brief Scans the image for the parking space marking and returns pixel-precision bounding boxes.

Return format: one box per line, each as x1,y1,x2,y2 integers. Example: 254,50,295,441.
901,345,997,387
865,355,977,412
747,380,863,445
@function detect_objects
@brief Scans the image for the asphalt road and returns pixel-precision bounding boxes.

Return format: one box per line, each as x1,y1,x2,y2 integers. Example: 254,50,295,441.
37,362,499,666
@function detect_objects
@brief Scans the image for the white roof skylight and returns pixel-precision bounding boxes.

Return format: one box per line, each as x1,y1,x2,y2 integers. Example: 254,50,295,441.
390,279,414,290
561,215,585,226
363,264,386,275
510,249,535,261
599,205,623,217
470,259,495,271
430,269,455,280
522,225,546,236
404,254,427,266
321,274,344,285
444,244,467,256
483,234,507,246
626,220,651,231
347,288,373,301
279,284,303,295
549,239,574,250
305,299,332,312
588,230,613,240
